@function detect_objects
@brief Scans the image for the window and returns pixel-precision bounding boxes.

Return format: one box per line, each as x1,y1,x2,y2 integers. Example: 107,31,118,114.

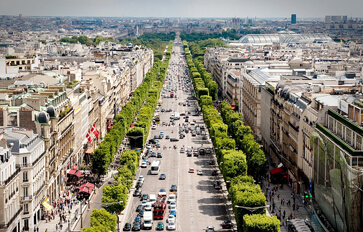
22,157,27,166
23,172,28,182
23,187,28,197
24,219,29,230
24,204,29,213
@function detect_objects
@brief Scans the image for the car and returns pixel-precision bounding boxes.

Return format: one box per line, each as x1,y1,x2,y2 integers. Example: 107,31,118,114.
158,134,163,139
188,168,195,173
165,135,170,139
144,202,152,211
205,148,212,154
161,109,165,112
141,194,148,201
159,173,166,180
180,147,185,153
206,226,215,232
190,121,195,125
149,139,159,144
214,181,222,190
169,205,177,212
141,161,148,168
138,176,144,183
170,138,179,142
138,209,144,217
152,125,157,130
146,144,152,149
123,222,131,231
191,131,196,137
156,222,164,230
212,170,218,176
133,188,142,197
141,200,148,206
136,180,143,188
221,219,233,229
158,189,167,197
154,135,158,139
209,160,215,165
168,202,176,209
132,222,141,231
166,215,175,223
187,151,192,157
170,185,177,192
157,152,163,158
134,216,141,223
136,205,143,212
170,209,177,217
151,152,156,157
167,222,176,230
197,170,203,175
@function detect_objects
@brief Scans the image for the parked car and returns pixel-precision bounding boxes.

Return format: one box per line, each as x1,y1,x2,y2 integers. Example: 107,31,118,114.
123,222,131,231
159,174,166,180
170,138,179,142
132,222,141,231
133,188,142,197
156,222,164,230
188,168,195,173
221,219,233,229
214,181,222,190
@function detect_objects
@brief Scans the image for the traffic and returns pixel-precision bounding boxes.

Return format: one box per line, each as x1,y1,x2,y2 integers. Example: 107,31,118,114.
121,37,232,231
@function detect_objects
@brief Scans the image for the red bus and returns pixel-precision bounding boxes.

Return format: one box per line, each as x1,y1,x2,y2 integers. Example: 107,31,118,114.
170,91,174,98
153,201,166,219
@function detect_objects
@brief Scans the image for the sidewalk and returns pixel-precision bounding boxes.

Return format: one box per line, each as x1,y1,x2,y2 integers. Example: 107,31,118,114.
37,188,87,232
261,178,310,232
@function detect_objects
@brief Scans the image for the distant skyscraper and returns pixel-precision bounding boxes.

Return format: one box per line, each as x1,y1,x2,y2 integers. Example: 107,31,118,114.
291,14,296,24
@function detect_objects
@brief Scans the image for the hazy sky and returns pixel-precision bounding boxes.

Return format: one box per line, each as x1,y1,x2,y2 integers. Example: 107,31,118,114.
1,0,362,18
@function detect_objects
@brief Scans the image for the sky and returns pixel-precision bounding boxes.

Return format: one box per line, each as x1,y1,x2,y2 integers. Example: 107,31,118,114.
0,0,362,18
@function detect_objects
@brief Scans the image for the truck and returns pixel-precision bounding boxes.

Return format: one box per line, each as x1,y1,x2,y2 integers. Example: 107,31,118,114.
143,211,153,229
174,112,180,120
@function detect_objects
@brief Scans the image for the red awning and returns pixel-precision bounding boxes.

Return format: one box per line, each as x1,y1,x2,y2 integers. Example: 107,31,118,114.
73,164,78,170
270,168,284,175
79,182,94,194
75,171,83,178
68,169,77,175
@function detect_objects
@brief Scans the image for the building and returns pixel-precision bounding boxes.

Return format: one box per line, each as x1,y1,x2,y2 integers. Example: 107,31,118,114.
0,141,21,232
312,96,363,232
2,128,46,232
291,14,297,24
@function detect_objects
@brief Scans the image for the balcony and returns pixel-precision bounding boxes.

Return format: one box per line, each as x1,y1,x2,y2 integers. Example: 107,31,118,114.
0,167,20,186
21,196,33,202
0,206,23,229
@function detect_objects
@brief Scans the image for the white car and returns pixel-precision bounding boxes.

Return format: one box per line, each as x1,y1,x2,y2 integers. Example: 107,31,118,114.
167,222,176,230
170,205,177,212
152,125,157,130
138,175,144,183
144,202,152,211
166,215,175,223
168,202,176,209
141,161,147,168
190,121,195,125
197,170,203,175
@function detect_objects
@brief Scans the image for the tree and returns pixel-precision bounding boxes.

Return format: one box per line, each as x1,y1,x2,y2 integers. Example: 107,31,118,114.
87,209,117,232
102,184,128,213
221,150,247,181
243,214,280,232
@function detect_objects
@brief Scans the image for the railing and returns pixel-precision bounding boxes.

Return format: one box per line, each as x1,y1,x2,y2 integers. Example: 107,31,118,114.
16,163,31,168
21,196,33,201
0,167,20,186
32,151,46,166
0,206,23,229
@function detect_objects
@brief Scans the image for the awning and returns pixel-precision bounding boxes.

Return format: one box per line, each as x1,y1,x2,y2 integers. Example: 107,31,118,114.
270,167,284,175
68,169,77,175
85,149,94,154
73,164,78,170
79,182,94,194
75,171,83,178
42,198,53,211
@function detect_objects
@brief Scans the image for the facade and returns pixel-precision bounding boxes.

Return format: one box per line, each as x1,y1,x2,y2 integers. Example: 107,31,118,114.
312,99,363,232
2,128,46,232
0,142,21,232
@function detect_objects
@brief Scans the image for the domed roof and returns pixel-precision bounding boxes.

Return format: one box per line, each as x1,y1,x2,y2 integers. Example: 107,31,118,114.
37,111,50,124
46,105,57,118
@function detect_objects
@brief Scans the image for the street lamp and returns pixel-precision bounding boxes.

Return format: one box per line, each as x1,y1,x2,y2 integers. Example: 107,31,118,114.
234,204,270,212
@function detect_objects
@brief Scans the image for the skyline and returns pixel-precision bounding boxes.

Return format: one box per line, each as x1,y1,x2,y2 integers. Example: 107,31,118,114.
1,0,362,18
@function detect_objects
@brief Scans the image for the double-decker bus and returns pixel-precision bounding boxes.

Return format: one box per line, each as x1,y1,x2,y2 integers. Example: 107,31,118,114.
150,160,160,175
153,200,166,219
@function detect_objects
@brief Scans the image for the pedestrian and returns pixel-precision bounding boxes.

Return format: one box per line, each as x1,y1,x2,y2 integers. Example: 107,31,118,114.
277,194,280,200
293,203,295,211
56,224,58,231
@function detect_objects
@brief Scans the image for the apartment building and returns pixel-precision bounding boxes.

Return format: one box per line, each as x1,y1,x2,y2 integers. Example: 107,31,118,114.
2,128,46,232
0,142,21,232
312,96,363,232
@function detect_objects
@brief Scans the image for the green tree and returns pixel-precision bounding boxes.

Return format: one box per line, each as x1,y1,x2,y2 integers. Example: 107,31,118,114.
102,184,128,213
87,209,117,232
243,214,280,232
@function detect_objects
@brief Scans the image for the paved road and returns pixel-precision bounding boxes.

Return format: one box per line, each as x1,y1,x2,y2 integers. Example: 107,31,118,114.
120,38,232,231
